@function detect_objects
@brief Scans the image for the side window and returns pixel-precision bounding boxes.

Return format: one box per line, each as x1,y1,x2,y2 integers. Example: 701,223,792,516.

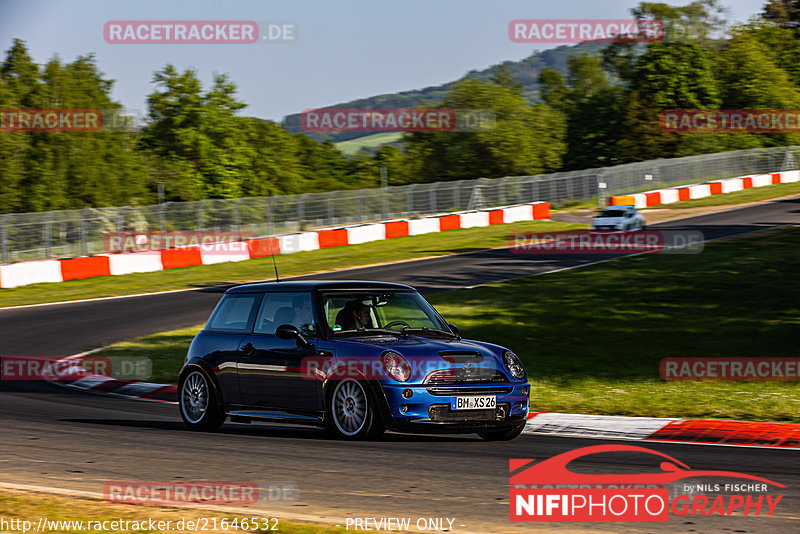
254,292,317,336
207,295,259,332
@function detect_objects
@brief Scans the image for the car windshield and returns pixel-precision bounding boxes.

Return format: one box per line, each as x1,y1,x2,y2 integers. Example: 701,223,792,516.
321,290,450,335
599,209,625,217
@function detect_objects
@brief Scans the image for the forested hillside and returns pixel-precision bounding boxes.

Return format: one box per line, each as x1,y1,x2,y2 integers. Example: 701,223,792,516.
1,0,799,214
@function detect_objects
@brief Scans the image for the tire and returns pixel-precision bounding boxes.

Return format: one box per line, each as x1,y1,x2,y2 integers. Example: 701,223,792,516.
327,378,384,440
179,369,226,431
477,423,526,441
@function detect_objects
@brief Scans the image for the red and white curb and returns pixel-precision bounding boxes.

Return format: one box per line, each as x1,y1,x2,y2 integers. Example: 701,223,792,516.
45,353,177,403
524,412,800,449
609,170,800,208
57,373,177,403
0,202,550,288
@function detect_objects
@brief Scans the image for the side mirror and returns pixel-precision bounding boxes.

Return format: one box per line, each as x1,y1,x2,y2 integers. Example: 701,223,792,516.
276,324,314,349
448,324,460,337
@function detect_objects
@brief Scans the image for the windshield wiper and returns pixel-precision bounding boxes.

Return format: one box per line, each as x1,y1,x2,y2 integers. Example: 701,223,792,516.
333,328,401,337
400,327,457,339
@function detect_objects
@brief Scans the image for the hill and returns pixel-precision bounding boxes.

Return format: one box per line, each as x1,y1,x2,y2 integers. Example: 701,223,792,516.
283,42,610,143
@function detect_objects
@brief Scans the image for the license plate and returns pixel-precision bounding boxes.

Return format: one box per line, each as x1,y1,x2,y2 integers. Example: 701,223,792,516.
450,395,496,410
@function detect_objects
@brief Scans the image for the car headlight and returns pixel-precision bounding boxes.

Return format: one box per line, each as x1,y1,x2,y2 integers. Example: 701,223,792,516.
381,351,411,382
503,350,525,380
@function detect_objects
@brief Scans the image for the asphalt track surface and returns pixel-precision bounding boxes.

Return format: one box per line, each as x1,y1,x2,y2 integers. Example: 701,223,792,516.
1,197,799,532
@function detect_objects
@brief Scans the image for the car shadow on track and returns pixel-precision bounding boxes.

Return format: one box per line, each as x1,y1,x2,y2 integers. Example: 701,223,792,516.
60,418,480,442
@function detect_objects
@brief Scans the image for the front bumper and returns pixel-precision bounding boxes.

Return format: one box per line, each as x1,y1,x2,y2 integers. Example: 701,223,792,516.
380,382,529,433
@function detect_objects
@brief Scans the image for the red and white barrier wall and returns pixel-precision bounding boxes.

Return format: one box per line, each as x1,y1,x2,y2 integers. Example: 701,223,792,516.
609,170,800,209
0,202,550,288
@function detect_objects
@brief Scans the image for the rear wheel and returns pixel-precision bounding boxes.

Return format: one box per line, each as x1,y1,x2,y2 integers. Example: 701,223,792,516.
477,423,526,441
327,379,384,440
179,369,226,430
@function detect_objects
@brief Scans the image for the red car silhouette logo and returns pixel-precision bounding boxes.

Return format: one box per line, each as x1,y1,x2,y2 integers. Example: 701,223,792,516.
510,444,785,487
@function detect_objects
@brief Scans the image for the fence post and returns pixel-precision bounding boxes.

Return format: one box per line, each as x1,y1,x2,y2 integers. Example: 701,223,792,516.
380,166,388,219
298,194,305,223
266,196,274,236
44,217,52,259
197,201,204,231
1,216,8,264
80,209,89,257
327,196,334,225
596,174,607,208
159,202,167,233
234,199,241,233
429,185,437,213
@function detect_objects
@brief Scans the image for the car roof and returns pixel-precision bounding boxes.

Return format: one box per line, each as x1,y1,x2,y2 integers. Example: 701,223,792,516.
603,205,635,210
225,280,416,294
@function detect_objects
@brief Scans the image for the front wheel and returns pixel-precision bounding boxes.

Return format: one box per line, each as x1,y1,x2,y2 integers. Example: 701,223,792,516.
327,379,384,440
477,423,526,441
179,369,226,430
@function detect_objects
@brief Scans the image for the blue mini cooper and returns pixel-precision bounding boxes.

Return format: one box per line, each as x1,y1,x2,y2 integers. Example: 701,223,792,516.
179,280,529,440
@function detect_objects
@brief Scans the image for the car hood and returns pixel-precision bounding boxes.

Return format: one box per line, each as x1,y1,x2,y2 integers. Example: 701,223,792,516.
333,335,508,382
336,335,493,353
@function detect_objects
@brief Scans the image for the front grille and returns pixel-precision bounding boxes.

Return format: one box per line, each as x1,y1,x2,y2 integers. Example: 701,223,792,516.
423,368,509,385
429,403,509,422
426,387,513,396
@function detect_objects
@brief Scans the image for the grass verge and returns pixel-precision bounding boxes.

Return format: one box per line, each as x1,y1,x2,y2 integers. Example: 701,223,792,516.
93,226,800,421
0,489,348,534
430,225,800,422
0,220,579,309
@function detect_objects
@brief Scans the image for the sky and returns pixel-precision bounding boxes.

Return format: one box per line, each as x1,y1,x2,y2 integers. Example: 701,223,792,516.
0,0,770,122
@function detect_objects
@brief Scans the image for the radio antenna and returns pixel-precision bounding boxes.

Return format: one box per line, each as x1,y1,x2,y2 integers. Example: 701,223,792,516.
269,237,280,282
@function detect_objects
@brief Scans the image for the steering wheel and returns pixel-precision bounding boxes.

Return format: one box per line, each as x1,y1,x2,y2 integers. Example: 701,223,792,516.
384,320,410,330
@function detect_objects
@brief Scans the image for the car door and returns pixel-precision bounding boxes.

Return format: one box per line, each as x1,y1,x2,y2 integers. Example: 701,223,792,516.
201,293,262,405
237,291,321,412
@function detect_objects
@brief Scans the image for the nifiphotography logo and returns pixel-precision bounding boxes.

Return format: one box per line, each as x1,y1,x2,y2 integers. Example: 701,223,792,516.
509,445,785,522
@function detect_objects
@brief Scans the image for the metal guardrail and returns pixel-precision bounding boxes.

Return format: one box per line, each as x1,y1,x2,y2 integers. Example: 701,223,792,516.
2,146,797,262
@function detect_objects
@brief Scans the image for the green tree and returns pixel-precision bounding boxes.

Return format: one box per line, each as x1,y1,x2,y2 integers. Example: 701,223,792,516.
618,42,720,160
403,76,565,182
762,0,800,27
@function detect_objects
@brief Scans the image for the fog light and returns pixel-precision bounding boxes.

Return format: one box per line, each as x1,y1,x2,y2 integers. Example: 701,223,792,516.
522,386,529,396
402,389,413,399
400,405,409,413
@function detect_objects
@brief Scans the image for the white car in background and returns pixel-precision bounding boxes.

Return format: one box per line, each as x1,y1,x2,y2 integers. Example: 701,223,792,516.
591,205,646,231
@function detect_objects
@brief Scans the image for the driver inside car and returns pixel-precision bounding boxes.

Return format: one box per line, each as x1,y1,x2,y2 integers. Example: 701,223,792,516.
335,300,373,330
